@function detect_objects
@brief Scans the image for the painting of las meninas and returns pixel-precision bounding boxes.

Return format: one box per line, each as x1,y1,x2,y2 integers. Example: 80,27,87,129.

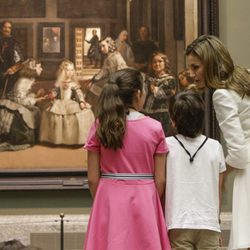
0,0,218,190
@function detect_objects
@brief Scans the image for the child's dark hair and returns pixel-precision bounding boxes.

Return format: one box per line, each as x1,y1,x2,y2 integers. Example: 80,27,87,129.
169,90,204,137
96,68,144,150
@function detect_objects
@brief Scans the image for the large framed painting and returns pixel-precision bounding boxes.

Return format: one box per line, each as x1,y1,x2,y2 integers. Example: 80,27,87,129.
0,0,219,191
37,23,65,59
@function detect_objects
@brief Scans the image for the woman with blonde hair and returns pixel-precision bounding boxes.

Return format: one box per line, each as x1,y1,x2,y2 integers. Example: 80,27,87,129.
186,34,250,250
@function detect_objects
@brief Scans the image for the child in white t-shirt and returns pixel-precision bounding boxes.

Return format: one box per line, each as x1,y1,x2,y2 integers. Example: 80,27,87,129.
165,90,226,249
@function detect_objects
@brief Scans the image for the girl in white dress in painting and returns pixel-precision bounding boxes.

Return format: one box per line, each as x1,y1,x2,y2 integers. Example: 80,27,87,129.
40,59,94,145
186,35,250,250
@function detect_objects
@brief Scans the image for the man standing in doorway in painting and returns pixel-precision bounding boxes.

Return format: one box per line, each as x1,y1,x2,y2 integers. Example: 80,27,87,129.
0,20,24,98
85,29,100,68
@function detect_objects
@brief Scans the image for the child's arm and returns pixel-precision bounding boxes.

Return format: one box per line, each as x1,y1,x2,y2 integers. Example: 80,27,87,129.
154,153,166,198
219,172,225,247
87,151,101,198
218,172,224,220
72,84,89,109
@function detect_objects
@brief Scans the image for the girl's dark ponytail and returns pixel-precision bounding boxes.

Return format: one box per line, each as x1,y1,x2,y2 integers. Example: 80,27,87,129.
96,83,126,150
96,68,144,150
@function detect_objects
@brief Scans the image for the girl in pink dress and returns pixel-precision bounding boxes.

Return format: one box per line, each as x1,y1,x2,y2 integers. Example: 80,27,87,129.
84,68,171,250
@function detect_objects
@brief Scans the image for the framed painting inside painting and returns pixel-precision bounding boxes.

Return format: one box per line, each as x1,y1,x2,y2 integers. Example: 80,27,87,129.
37,23,65,59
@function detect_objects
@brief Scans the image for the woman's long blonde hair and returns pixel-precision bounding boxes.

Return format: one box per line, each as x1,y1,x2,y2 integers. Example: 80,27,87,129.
186,35,250,97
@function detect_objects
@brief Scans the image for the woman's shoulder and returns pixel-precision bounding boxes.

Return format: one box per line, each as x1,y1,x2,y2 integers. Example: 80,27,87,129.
109,51,124,59
213,88,242,105
14,77,34,89
16,77,34,84
106,52,121,63
107,51,119,58
109,52,127,67
213,88,238,98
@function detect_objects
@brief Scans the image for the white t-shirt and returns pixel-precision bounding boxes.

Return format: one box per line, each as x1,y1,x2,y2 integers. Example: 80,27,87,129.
165,134,226,232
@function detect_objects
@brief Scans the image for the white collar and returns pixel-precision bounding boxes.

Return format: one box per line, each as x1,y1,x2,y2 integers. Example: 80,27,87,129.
127,111,144,120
